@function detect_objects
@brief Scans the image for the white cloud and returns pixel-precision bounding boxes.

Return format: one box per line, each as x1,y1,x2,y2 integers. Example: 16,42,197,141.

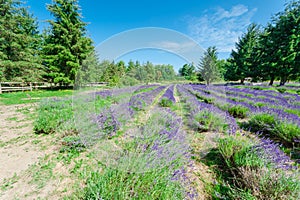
186,5,257,54
151,41,197,53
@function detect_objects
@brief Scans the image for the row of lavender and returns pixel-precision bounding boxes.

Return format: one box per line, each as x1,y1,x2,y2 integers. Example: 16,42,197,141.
177,84,238,135
87,85,198,199
178,84,296,167
187,84,300,148
191,84,300,121
217,86,300,116
175,84,299,199
76,85,164,142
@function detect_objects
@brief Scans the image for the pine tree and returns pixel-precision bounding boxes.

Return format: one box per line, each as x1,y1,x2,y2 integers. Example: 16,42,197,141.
43,0,93,85
0,0,43,82
198,46,220,85
229,23,260,84
272,0,299,85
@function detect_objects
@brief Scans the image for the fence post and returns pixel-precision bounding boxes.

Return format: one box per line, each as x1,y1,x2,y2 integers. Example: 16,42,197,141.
30,82,32,91
0,83,2,94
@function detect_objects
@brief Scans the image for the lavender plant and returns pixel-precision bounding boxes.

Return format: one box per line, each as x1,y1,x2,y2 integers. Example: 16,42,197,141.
217,134,300,199
84,108,197,199
177,84,238,135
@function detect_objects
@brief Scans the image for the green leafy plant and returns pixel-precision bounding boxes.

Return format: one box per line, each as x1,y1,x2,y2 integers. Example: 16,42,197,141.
194,110,228,132
159,98,173,107
228,105,248,118
276,88,287,93
34,98,73,134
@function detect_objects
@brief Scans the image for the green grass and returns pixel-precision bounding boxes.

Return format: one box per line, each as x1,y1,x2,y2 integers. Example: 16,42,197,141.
0,90,73,105
205,134,300,199
244,113,300,147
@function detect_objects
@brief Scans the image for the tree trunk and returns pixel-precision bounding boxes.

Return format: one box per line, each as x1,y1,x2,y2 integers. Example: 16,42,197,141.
240,78,244,84
279,76,287,86
269,76,274,86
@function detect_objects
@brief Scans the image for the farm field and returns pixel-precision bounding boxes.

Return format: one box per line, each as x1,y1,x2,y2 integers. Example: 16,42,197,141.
0,84,299,199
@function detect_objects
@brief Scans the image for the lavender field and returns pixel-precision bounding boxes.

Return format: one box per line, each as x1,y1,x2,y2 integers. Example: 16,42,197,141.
31,84,300,199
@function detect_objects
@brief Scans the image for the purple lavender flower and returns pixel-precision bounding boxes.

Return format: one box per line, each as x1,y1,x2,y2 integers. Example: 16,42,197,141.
252,137,297,170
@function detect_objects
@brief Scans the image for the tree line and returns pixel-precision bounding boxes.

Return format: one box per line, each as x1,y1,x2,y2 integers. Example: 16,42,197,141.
0,0,179,86
180,0,299,86
79,58,178,86
1,0,299,86
0,0,93,85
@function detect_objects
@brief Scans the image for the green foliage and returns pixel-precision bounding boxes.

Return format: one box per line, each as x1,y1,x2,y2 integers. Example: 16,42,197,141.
120,75,140,86
100,60,178,86
225,1,300,85
34,98,73,134
0,0,44,82
84,168,184,200
76,51,103,86
194,110,228,132
42,0,94,85
194,93,214,104
178,63,197,81
198,46,221,85
218,135,263,168
217,134,300,200
247,113,300,146
227,105,248,118
159,98,173,107
101,61,125,86
225,24,261,84
276,88,287,93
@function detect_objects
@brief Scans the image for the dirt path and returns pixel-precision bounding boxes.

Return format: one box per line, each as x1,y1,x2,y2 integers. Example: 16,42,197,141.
0,104,67,200
0,104,42,182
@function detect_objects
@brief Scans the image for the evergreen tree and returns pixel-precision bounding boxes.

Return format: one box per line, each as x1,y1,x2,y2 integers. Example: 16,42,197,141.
179,63,197,81
198,46,220,85
228,23,260,84
43,0,93,85
0,0,43,82
271,0,299,85
76,50,101,86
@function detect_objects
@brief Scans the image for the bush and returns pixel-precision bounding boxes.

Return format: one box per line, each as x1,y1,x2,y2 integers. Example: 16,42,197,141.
228,105,248,118
247,113,300,146
194,110,228,132
159,98,173,107
194,93,215,104
34,98,73,134
217,135,300,200
246,113,276,133
276,88,287,93
120,76,140,86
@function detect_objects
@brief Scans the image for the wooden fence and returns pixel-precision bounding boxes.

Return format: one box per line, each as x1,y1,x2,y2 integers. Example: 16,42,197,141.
0,82,108,93
0,82,51,93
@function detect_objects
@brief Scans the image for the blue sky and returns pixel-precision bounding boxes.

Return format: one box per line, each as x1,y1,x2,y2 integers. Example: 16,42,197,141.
27,0,287,70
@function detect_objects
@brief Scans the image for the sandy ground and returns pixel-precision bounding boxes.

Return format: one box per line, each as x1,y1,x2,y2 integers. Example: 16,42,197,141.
0,104,42,182
0,104,61,200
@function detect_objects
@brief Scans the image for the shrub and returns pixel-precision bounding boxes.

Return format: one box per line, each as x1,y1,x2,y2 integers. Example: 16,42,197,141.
194,110,228,132
217,134,300,199
195,93,214,104
228,105,248,118
246,113,276,133
276,88,287,93
247,113,300,146
159,98,173,107
34,98,73,134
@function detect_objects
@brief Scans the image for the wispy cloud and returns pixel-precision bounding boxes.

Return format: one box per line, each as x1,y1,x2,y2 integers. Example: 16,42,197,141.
186,4,257,54
151,41,198,53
